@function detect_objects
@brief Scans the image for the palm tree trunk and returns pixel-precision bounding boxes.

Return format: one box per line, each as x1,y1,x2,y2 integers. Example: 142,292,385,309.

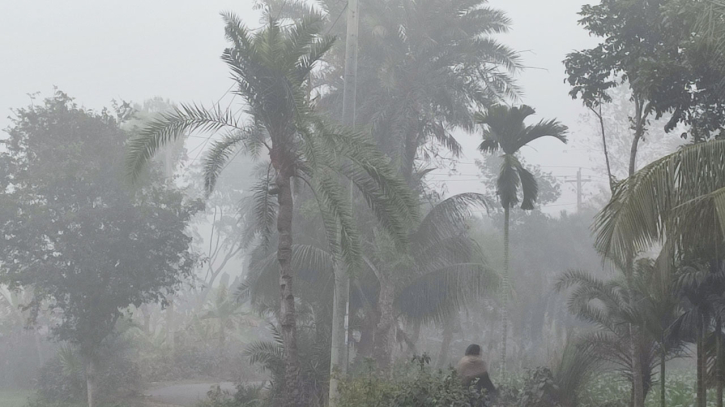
373,280,395,370
718,317,723,407
85,357,96,407
276,173,304,407
500,206,510,380
660,344,666,407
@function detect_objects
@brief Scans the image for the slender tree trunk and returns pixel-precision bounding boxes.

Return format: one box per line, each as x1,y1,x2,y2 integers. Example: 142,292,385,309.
219,322,225,354
628,97,646,177
698,316,707,407
718,318,723,407
660,344,666,407
630,320,644,407
589,104,614,193
625,105,646,406
437,318,455,369
85,357,96,407
356,311,377,361
142,304,151,334
167,299,175,352
373,281,395,370
410,320,421,354
500,206,510,379
624,257,644,407
34,327,44,367
276,172,304,407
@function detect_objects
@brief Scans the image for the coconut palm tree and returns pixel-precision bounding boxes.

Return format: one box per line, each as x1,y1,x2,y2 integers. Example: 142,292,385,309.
476,104,568,377
125,13,416,406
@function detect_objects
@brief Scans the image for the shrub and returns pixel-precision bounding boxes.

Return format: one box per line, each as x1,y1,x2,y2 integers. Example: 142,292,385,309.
337,355,491,407
517,367,561,407
35,343,142,405
196,383,264,407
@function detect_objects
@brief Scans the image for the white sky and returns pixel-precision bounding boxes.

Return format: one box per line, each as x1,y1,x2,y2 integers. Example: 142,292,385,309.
0,0,602,213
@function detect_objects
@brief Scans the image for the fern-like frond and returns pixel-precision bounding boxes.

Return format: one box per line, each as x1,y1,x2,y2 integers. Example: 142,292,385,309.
594,139,725,262
395,263,498,324
126,103,242,182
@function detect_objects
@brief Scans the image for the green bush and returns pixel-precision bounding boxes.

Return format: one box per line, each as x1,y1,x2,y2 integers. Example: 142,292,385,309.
517,368,561,407
34,343,142,406
196,383,264,407
337,355,491,407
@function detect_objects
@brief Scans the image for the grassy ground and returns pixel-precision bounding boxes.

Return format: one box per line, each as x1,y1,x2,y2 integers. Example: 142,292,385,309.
0,390,32,407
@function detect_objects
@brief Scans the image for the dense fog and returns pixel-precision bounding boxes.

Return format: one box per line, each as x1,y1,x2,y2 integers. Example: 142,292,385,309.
2,1,725,407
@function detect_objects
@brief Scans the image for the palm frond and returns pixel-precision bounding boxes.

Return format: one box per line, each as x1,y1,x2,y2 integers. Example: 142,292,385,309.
594,139,725,262
411,192,489,252
242,168,278,250
313,172,361,272
395,263,498,324
202,132,246,195
553,338,601,405
126,103,242,182
497,154,521,208
516,161,538,210
517,119,569,152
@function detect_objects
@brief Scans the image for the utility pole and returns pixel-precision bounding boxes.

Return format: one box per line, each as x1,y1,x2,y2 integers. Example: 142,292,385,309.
329,0,358,405
565,168,592,212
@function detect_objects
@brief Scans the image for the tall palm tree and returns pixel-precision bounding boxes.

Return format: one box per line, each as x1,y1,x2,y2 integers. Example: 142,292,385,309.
264,0,521,187
476,104,568,377
125,13,416,406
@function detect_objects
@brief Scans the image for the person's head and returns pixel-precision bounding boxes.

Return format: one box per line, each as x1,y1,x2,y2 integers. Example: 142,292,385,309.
465,344,482,357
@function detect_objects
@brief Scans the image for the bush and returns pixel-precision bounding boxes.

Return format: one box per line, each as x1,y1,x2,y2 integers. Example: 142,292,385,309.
337,355,491,407
517,367,560,407
35,343,142,405
196,383,264,407
35,348,85,404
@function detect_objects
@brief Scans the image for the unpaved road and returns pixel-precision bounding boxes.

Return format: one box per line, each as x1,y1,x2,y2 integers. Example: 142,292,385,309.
144,382,237,407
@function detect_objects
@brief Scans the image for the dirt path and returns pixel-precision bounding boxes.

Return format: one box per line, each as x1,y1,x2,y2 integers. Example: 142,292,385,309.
143,382,236,407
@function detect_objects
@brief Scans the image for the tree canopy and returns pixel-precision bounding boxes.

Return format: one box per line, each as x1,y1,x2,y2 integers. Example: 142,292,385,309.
0,91,199,359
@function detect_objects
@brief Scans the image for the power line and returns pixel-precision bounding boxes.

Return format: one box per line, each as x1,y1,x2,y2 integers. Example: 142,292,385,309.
326,1,348,35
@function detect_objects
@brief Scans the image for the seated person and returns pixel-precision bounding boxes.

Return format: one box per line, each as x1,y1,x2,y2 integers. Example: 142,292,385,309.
456,344,497,397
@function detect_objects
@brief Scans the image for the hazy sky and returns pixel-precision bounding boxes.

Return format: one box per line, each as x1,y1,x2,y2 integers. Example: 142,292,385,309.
0,0,602,212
